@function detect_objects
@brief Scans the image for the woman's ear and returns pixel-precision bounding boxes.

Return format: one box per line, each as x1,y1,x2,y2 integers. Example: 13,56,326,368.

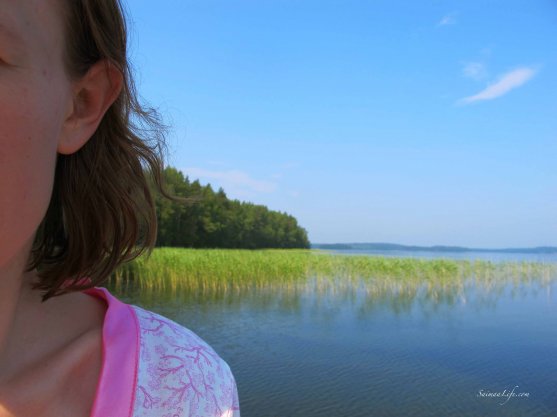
57,60,123,155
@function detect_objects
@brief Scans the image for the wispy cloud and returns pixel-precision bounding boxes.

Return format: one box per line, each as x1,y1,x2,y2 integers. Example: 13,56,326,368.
438,12,457,26
457,66,538,105
462,62,488,81
182,167,277,198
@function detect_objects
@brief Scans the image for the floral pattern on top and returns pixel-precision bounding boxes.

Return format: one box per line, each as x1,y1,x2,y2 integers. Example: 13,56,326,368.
130,305,241,417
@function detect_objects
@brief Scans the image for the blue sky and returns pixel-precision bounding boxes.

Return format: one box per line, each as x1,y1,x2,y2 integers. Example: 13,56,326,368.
126,1,557,248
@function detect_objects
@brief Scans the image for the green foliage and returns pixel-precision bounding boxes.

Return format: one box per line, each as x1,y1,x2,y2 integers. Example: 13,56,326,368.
146,166,310,249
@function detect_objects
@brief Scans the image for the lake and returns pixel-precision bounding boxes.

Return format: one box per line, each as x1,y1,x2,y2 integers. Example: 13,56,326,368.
110,257,557,416
316,248,557,264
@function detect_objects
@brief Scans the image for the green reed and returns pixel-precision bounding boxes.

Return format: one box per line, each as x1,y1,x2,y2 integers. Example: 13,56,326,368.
110,247,557,295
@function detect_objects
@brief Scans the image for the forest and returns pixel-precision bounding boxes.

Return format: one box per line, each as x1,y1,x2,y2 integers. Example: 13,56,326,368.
146,166,310,249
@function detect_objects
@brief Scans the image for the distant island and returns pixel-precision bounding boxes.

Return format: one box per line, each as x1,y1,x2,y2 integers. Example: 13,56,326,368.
310,242,557,254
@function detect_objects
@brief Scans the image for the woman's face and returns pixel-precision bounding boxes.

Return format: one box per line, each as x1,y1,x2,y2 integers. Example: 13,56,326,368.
0,0,73,268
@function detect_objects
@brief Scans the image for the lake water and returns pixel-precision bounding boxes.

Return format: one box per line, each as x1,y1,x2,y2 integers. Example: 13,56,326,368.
316,248,557,264
110,266,557,416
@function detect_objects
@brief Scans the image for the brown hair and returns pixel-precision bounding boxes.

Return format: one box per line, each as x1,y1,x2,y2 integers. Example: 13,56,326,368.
27,0,198,301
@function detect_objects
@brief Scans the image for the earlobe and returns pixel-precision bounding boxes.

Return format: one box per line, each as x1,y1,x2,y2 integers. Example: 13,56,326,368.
57,60,124,155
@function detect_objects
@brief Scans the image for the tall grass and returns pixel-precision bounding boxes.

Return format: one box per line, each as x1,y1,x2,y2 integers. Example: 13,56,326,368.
110,247,557,296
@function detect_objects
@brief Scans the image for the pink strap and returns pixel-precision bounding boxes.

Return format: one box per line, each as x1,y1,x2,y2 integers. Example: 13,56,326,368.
82,287,139,417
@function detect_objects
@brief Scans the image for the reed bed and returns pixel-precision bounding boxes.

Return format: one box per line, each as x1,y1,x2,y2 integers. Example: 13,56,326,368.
110,247,557,296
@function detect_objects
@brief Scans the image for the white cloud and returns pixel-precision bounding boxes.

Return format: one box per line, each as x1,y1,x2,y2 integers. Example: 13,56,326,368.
438,12,457,26
457,67,538,105
462,62,488,81
182,167,277,197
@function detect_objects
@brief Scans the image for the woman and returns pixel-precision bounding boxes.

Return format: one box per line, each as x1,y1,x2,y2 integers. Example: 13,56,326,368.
0,1,240,416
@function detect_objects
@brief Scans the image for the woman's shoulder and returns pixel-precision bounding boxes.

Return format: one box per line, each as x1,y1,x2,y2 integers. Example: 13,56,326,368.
129,304,240,417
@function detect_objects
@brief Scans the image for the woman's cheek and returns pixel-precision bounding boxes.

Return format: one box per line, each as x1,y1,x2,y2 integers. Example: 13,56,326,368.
0,82,61,267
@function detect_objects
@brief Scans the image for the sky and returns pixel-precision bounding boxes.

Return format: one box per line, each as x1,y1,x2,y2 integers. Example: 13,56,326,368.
125,0,557,248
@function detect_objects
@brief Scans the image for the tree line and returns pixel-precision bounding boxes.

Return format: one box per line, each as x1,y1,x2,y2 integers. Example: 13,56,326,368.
146,166,310,249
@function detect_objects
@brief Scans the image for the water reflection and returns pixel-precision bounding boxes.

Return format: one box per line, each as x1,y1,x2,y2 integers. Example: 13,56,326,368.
110,267,557,317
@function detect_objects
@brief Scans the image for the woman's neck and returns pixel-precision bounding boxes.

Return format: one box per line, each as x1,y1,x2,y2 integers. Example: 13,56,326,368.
0,278,55,384
0,236,36,385
0,265,106,417
0,237,105,386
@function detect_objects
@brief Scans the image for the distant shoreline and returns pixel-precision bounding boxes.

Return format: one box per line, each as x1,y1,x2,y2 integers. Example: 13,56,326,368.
310,243,557,254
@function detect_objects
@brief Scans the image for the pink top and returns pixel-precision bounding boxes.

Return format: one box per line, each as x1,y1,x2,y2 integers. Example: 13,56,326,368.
82,286,240,417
